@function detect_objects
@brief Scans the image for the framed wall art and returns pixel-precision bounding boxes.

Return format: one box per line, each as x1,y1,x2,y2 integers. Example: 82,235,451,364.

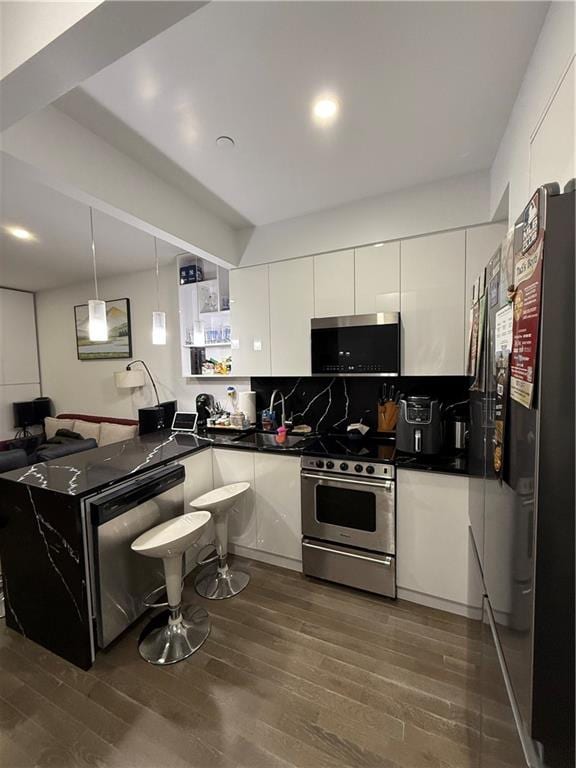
74,298,132,360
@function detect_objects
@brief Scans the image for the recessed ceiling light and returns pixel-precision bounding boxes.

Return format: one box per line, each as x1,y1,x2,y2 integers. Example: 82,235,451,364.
4,226,35,241
374,242,385,247
313,97,339,123
216,136,235,149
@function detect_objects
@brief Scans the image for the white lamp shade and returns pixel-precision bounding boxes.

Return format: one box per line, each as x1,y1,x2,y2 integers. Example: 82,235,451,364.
115,370,146,388
88,299,108,341
152,311,167,345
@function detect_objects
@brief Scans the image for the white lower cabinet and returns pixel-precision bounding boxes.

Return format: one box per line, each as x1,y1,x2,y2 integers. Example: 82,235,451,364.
212,449,258,549
254,453,301,563
180,449,215,572
397,469,480,616
181,449,214,507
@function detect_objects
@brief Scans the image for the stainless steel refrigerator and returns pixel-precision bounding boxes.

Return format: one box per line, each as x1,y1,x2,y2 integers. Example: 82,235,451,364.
468,182,574,768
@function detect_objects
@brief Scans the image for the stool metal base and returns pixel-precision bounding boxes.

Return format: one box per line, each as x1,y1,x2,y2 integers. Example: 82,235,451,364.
138,606,210,665
195,567,250,600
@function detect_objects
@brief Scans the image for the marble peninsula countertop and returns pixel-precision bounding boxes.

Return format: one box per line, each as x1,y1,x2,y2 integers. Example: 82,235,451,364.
0,429,470,497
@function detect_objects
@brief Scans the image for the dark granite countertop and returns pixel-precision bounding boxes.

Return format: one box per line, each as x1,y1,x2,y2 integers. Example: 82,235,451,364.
394,452,469,476
0,428,468,497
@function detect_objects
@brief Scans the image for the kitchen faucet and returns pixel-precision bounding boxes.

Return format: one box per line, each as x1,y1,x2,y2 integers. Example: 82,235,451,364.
269,390,286,428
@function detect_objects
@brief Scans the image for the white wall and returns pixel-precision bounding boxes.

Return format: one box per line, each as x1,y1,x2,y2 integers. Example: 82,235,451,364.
0,288,41,439
35,266,250,420
490,2,576,221
238,170,491,266
0,2,103,79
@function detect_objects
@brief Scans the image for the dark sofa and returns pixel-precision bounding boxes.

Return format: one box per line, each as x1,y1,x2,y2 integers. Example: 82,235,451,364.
0,439,98,475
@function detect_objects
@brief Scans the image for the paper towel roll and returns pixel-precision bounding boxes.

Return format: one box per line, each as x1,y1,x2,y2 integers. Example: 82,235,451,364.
239,391,257,425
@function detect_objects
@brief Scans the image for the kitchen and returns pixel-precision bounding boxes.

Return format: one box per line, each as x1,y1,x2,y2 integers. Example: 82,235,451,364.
0,3,574,768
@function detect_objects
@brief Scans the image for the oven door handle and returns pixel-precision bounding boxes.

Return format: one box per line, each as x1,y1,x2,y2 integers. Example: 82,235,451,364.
302,540,393,566
301,471,394,490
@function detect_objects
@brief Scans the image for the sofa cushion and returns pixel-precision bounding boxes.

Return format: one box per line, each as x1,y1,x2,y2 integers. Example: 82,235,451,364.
36,439,98,462
44,416,74,439
73,419,101,444
99,422,138,446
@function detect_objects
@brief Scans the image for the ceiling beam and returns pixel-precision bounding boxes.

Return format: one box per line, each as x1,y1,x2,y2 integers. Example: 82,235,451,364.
0,1,207,131
1,106,240,267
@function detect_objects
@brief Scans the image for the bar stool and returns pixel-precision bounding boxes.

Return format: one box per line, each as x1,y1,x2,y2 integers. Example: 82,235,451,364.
131,511,211,665
191,482,250,600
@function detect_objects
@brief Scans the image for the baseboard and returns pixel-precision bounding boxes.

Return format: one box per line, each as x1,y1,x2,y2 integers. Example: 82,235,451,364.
397,587,482,619
229,544,303,573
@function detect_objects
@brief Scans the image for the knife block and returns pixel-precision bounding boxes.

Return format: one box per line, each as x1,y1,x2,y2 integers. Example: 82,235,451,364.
378,402,399,433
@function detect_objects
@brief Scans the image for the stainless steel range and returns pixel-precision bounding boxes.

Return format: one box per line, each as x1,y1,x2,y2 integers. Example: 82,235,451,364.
300,450,396,598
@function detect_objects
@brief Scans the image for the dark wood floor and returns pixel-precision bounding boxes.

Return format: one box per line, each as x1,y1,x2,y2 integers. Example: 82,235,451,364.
0,557,507,768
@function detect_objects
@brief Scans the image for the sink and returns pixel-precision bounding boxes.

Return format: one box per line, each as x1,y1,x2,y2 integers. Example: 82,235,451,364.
233,432,306,450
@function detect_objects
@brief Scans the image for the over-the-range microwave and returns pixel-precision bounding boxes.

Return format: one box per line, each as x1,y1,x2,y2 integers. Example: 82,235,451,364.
311,313,400,376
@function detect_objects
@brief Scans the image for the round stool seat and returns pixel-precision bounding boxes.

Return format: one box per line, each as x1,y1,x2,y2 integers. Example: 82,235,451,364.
189,482,250,515
131,511,211,559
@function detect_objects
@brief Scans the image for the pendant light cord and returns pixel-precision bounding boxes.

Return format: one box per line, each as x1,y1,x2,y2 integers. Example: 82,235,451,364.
89,207,99,300
154,237,160,311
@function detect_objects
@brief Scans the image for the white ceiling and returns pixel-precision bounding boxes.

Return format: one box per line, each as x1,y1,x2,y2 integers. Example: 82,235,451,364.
0,161,182,292
79,1,548,226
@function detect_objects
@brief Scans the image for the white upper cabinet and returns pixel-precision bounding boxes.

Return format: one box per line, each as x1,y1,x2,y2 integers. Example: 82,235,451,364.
269,257,314,376
0,288,40,386
530,58,575,195
229,265,271,376
401,230,466,375
313,249,355,317
355,242,400,314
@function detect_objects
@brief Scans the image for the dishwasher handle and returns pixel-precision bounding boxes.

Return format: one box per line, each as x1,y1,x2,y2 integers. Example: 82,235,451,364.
90,464,185,525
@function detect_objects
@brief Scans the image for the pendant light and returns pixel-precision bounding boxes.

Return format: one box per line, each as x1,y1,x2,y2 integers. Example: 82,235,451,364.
152,236,167,345
88,207,108,342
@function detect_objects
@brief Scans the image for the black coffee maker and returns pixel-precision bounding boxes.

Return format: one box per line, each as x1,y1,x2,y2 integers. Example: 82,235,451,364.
196,393,215,429
396,396,442,454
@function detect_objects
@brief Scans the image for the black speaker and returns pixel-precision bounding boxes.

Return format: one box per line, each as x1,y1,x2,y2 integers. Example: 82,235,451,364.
34,397,52,422
138,406,166,436
159,400,177,428
13,401,37,428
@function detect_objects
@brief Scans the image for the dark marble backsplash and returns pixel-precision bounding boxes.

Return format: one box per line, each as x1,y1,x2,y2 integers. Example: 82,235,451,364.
251,376,471,433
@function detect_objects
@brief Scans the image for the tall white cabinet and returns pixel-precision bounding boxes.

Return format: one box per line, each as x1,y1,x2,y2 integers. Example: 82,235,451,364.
355,242,400,314
229,265,271,376
313,249,355,317
401,230,466,375
269,257,314,376
0,288,41,439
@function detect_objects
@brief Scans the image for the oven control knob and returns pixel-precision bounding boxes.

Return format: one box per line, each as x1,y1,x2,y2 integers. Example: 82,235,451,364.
326,461,334,470
315,460,324,469
354,464,363,473
366,465,375,475
339,462,349,472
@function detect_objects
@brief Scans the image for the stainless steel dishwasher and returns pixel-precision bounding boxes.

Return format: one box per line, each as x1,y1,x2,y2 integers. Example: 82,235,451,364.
88,464,185,648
